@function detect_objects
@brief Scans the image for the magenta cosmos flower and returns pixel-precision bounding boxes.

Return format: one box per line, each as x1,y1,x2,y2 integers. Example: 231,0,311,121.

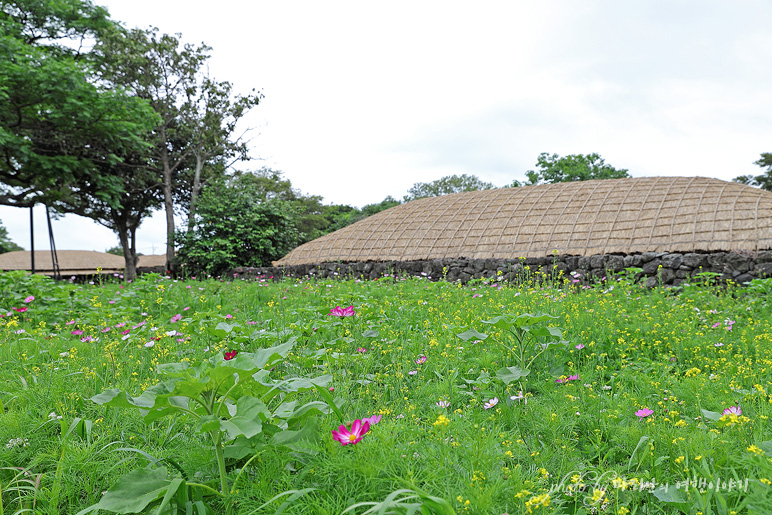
331,418,371,445
328,305,355,317
636,408,654,419
722,406,742,416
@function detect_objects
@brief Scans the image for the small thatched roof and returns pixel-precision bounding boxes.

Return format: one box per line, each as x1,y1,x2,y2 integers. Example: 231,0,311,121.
276,176,772,266
0,251,167,275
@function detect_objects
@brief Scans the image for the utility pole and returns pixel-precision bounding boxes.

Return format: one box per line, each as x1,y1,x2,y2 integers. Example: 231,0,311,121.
29,206,35,274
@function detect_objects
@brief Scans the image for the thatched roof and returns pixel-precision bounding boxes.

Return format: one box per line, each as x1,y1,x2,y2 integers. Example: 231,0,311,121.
276,176,772,266
0,251,166,275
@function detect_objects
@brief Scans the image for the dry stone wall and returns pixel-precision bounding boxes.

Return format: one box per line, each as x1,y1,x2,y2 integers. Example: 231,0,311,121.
232,250,772,287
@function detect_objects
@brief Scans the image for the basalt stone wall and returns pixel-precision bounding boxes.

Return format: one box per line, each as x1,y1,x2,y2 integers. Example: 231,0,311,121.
231,250,772,287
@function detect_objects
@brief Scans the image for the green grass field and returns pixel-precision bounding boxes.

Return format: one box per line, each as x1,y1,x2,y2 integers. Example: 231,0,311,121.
1,270,770,514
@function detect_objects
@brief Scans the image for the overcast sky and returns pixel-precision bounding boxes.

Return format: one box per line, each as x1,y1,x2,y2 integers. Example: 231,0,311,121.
3,0,771,255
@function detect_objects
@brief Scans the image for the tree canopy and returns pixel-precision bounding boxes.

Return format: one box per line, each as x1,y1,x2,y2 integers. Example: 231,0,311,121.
734,153,772,191
0,0,157,209
403,174,496,201
511,153,630,186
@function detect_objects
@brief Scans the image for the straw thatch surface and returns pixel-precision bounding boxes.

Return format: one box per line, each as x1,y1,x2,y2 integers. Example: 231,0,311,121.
138,255,168,268
276,176,772,266
0,251,167,275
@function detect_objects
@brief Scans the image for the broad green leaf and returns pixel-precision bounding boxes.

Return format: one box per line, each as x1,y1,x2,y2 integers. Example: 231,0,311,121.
221,416,262,441
651,485,688,504
701,409,722,421
270,417,320,452
215,321,242,334
362,329,380,338
74,466,171,515
196,414,222,434
495,366,530,384
456,328,488,341
761,440,772,456
91,388,156,409
223,435,267,460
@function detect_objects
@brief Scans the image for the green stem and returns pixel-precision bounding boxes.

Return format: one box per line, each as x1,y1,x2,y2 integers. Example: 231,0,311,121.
230,453,261,494
184,482,225,498
211,431,228,495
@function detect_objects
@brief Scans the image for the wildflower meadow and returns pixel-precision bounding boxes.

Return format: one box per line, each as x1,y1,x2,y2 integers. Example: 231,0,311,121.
0,269,771,514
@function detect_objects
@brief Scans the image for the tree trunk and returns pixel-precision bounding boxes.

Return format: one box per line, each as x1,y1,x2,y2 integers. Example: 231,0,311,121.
187,150,204,235
160,136,176,276
117,220,138,281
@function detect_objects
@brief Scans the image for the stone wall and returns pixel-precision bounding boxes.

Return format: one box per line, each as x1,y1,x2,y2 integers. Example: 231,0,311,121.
232,250,772,287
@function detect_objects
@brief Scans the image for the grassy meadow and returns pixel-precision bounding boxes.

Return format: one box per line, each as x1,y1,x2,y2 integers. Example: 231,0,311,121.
0,269,771,514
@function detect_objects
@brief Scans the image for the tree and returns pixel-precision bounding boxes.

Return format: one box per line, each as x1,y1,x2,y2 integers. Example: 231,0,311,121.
0,0,161,279
734,153,772,191
0,0,157,209
0,220,22,253
511,153,630,186
177,175,299,276
93,27,261,275
403,174,495,201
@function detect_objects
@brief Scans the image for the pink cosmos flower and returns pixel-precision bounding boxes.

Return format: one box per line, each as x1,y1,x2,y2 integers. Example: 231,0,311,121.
408,370,418,376
722,406,742,416
23,296,34,303
101,327,111,333
711,322,720,328
66,320,76,325
225,314,233,319
415,355,427,364
80,336,93,342
170,314,182,323
363,414,381,426
484,397,499,410
224,350,238,361
575,344,585,350
568,375,580,381
436,401,450,408
328,305,355,317
13,307,27,313
635,408,654,419
71,329,83,336
357,347,367,353
115,322,126,328
331,419,371,445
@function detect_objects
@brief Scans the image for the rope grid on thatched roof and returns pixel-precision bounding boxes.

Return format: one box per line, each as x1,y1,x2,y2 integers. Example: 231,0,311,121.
276,176,772,266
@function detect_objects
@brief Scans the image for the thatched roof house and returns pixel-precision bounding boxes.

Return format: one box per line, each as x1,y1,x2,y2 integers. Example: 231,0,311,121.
0,251,166,276
276,176,772,266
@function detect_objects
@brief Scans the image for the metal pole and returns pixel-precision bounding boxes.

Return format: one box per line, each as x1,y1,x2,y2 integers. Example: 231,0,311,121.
46,206,60,280
30,206,35,274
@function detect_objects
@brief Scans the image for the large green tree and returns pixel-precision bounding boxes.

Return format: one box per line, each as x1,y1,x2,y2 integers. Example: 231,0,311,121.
511,152,630,186
177,174,299,276
403,174,495,201
93,27,260,275
0,0,157,211
734,153,772,191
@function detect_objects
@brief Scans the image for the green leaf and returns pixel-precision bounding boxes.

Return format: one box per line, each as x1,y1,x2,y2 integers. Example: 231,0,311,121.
313,383,345,424
495,366,530,384
761,440,772,456
651,485,688,504
456,328,488,341
362,329,380,338
75,466,172,515
701,409,722,421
